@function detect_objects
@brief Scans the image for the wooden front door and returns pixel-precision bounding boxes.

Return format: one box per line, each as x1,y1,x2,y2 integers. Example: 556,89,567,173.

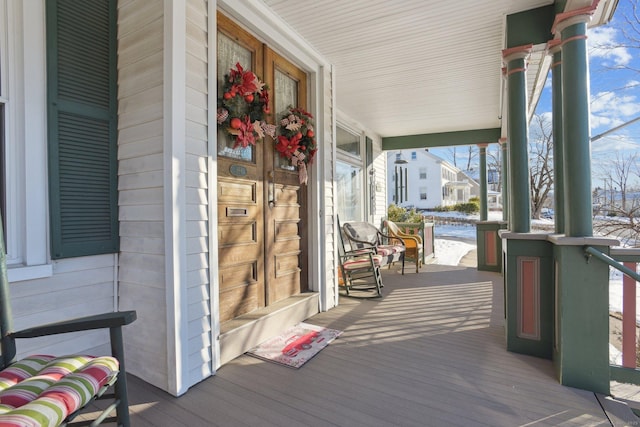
217,14,308,323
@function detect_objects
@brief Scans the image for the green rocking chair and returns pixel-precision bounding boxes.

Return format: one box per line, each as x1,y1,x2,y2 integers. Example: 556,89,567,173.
0,211,136,427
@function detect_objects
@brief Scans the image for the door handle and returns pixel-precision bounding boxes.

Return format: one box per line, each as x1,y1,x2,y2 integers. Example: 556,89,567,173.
268,170,275,208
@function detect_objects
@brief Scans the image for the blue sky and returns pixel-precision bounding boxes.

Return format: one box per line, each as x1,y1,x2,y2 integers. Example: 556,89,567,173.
536,0,640,188
433,0,640,189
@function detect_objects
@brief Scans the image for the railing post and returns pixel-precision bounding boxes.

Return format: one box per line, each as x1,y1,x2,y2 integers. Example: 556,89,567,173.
623,262,637,368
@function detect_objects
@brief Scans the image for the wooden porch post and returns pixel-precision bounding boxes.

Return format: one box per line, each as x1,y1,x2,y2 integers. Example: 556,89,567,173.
555,10,592,237
478,143,488,221
550,6,612,395
502,45,532,233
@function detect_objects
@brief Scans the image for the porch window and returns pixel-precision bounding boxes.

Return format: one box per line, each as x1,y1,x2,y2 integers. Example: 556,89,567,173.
337,126,360,156
336,124,364,222
46,0,118,259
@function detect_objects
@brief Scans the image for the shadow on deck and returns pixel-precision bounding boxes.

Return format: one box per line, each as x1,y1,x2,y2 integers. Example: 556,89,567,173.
120,252,628,426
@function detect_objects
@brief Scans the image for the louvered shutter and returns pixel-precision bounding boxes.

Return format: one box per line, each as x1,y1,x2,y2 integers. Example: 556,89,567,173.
47,0,118,259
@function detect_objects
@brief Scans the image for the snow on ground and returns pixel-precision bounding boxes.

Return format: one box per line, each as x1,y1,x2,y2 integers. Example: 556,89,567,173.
434,223,476,266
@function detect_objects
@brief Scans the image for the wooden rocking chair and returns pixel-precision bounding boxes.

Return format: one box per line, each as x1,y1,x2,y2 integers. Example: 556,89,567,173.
0,211,136,427
336,216,384,297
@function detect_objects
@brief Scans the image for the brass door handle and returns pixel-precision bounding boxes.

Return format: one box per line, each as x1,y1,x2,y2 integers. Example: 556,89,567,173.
268,170,275,208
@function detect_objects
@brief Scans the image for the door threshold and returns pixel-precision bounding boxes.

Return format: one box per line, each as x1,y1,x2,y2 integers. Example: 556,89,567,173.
219,292,319,365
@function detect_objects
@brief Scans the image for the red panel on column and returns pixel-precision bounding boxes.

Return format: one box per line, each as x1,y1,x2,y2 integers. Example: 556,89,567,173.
485,231,497,266
519,258,539,339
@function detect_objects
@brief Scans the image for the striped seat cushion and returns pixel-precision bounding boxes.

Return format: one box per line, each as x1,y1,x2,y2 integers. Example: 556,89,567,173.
0,355,119,427
377,245,405,257
342,254,383,270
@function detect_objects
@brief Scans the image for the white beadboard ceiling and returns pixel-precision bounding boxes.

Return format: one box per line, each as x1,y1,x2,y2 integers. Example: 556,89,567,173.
260,0,614,140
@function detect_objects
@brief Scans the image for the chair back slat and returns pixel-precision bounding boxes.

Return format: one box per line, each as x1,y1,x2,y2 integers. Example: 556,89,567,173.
0,211,16,368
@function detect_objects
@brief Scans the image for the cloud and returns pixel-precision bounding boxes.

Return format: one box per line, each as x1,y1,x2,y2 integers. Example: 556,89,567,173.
590,90,640,129
588,27,632,67
592,134,638,154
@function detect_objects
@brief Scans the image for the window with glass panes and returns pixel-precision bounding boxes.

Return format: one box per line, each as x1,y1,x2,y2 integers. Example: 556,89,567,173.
336,125,363,222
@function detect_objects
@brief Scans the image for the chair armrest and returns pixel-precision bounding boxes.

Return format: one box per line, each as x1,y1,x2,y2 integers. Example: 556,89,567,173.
11,311,137,339
379,232,405,247
401,234,422,246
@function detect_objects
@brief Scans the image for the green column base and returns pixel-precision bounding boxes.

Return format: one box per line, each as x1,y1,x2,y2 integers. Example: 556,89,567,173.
502,233,554,359
553,239,613,395
476,221,508,272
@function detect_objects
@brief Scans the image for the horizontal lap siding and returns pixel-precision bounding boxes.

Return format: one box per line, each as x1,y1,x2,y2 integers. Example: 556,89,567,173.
371,137,387,225
13,254,116,359
117,0,169,390
185,0,212,386
323,67,337,309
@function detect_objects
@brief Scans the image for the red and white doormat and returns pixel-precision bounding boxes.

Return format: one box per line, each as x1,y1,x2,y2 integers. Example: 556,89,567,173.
246,322,343,368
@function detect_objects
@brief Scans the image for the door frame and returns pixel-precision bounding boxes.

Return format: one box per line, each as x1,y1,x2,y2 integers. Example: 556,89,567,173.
210,7,332,372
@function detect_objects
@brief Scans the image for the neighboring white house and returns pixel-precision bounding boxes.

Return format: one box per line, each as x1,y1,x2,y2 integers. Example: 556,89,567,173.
463,168,503,210
386,149,473,210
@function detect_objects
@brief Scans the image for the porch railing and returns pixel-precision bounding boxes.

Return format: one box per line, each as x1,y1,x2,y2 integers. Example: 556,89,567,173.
586,246,640,384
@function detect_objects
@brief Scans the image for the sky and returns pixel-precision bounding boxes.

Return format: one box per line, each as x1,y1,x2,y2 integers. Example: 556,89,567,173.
431,0,640,190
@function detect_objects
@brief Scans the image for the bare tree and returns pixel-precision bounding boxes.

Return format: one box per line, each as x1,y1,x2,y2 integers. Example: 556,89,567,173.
447,145,478,171
464,146,476,171
529,114,554,219
594,152,640,245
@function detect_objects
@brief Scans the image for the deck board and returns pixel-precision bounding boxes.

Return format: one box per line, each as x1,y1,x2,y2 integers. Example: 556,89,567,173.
110,255,627,426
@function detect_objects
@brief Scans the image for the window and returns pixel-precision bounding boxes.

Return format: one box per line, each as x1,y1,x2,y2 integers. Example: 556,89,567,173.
2,1,53,281
337,126,360,156
420,187,427,200
419,167,427,180
411,151,417,161
336,161,363,222
336,124,363,221
46,0,118,259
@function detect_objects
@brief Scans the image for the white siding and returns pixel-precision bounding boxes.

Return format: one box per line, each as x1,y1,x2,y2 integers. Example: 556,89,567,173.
369,134,387,226
117,0,169,391
185,0,212,386
13,255,117,359
323,65,337,309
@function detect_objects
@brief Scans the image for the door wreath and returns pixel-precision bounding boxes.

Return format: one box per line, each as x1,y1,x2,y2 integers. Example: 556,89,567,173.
216,62,275,148
275,107,317,185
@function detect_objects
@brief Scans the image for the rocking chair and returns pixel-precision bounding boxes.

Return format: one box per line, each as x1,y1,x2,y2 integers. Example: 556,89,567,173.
336,216,384,297
0,211,136,427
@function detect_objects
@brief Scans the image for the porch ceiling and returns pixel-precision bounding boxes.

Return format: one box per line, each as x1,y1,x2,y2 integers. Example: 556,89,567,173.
260,0,617,146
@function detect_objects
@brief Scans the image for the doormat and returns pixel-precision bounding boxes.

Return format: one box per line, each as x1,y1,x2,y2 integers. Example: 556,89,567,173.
246,322,343,368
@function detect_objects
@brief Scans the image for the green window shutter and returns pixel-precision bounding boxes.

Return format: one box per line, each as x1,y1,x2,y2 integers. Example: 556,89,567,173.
47,0,118,259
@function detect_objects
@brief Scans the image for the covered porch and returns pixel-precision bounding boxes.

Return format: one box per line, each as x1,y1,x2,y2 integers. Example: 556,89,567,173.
117,255,639,426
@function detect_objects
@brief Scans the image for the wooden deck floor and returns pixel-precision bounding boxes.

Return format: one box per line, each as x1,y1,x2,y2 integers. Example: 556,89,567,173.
112,252,635,426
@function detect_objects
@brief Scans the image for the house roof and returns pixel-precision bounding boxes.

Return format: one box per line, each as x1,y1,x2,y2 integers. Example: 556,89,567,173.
260,0,618,148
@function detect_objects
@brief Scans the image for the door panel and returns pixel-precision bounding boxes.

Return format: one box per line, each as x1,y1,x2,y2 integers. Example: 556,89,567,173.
263,47,309,304
217,13,265,322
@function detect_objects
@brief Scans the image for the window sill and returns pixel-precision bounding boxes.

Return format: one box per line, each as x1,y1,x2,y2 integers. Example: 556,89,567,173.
7,264,53,283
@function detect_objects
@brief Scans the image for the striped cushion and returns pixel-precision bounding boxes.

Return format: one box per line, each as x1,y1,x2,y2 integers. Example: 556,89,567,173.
377,245,405,256
0,355,119,427
342,254,383,270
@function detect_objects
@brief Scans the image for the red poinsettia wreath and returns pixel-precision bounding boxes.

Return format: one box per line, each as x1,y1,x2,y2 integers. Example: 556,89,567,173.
217,62,276,148
275,107,317,185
